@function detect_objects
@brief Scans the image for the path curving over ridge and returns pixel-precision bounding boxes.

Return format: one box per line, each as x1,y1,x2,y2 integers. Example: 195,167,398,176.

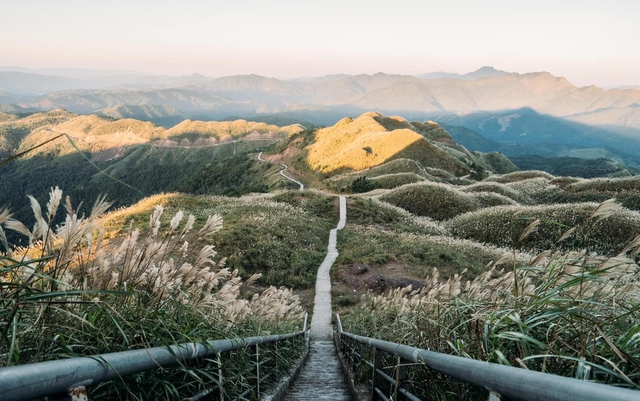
253,156,348,398
257,151,305,190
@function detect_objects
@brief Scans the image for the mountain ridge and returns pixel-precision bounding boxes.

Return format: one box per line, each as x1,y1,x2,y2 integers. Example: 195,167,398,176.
7,70,640,123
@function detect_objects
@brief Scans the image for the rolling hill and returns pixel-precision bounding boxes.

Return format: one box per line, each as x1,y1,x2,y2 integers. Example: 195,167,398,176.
262,111,518,193
0,110,305,245
4,102,640,398
96,104,189,127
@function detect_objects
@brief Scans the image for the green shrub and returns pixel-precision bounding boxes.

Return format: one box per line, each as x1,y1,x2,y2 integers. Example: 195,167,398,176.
565,176,640,193
505,177,556,200
336,227,507,279
351,176,378,193
380,182,479,221
461,182,525,203
469,191,519,208
345,197,446,235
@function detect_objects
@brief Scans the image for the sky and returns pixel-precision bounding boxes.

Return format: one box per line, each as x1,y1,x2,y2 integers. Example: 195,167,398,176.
1,0,639,87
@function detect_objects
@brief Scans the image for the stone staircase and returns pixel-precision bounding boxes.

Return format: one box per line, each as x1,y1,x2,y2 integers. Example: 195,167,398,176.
283,341,351,401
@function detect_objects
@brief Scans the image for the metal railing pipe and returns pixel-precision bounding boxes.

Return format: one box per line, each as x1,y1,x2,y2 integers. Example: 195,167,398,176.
335,313,343,333
0,330,304,401
337,319,639,401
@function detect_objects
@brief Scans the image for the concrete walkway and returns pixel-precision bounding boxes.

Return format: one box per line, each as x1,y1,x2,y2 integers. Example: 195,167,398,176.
284,196,349,400
257,151,305,190
310,196,346,340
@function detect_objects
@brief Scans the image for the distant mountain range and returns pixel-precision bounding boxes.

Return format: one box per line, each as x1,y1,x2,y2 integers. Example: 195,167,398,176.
417,66,509,80
3,67,639,123
3,66,640,167
0,70,211,95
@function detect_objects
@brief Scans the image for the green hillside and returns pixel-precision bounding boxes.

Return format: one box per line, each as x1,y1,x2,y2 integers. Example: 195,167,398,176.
2,108,640,396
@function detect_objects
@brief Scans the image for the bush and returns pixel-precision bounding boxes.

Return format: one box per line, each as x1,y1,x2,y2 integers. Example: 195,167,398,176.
351,176,378,193
345,197,446,235
565,176,640,193
469,191,519,208
336,226,510,279
505,177,557,201
368,173,425,189
103,192,335,290
380,182,479,221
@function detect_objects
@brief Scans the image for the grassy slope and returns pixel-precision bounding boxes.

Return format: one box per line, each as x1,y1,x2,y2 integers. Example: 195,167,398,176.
306,112,472,176
102,191,339,291
0,112,303,246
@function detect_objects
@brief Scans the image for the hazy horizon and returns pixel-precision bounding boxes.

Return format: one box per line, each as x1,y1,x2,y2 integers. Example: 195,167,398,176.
2,0,639,87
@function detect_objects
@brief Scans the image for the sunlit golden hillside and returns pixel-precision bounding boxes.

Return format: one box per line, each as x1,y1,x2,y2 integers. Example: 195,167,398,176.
305,111,514,176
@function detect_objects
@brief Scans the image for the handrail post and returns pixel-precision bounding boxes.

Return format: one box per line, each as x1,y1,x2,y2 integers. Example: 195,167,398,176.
393,356,409,401
254,344,260,399
371,348,383,401
275,340,279,378
217,353,224,401
303,312,310,348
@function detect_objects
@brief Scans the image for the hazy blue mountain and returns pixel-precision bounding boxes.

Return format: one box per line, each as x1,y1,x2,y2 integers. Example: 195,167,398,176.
0,70,213,95
5,70,640,122
435,109,640,168
418,66,509,81
0,66,147,78
0,72,84,95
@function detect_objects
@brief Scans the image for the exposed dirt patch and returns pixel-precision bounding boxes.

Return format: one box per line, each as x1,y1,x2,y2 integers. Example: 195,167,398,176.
333,260,427,312
347,263,369,275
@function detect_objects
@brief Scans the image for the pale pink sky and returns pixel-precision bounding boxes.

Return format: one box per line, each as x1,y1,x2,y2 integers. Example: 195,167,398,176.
2,0,639,87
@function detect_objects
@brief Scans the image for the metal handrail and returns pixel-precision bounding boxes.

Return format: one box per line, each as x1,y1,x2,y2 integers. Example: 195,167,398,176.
335,314,640,401
0,313,309,401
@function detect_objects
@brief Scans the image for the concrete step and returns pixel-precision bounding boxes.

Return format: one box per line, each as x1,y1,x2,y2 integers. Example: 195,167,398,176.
283,341,351,401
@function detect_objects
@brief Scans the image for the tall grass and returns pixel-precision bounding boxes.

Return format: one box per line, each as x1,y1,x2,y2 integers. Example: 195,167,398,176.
0,188,304,399
447,202,640,255
343,200,640,397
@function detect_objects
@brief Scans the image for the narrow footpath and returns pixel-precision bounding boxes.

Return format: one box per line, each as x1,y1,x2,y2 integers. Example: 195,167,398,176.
284,196,350,401
257,151,305,191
